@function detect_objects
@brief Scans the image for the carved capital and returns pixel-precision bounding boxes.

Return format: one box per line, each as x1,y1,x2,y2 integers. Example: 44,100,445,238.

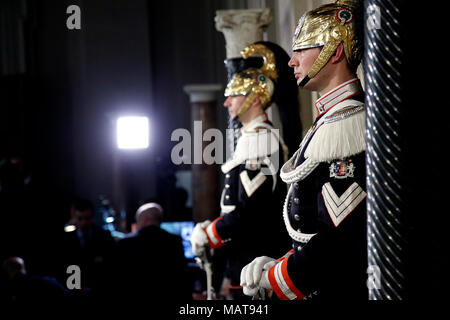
215,8,273,58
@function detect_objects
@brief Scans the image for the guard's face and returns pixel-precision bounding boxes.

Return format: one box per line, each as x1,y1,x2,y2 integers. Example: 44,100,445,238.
224,95,246,119
288,47,321,88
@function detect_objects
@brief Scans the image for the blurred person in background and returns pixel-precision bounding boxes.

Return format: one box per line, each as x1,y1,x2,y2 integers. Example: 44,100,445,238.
60,198,116,296
3,256,70,302
115,202,189,302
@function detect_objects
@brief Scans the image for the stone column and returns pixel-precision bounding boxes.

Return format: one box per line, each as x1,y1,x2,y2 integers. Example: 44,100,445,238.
215,8,273,59
183,84,222,223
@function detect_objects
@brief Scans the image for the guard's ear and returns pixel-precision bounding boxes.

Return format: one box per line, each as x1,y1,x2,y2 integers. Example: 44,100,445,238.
251,96,261,109
330,43,346,64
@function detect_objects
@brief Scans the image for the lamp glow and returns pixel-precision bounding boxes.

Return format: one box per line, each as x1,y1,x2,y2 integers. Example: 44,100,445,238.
64,225,76,232
105,217,114,223
117,116,149,149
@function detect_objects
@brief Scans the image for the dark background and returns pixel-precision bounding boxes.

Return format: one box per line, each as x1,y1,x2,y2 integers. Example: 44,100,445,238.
1,0,450,304
0,0,249,278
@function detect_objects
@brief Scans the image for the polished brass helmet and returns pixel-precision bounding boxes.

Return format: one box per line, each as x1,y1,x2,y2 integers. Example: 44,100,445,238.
293,0,363,87
224,43,278,119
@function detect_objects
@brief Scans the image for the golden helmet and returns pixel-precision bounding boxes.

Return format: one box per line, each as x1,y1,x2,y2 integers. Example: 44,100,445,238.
293,0,363,86
224,43,278,119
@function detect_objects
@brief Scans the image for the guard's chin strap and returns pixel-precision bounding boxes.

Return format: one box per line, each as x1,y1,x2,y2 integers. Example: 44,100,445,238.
297,28,344,88
297,43,337,88
229,116,242,153
236,91,259,119
299,75,311,88
230,114,241,124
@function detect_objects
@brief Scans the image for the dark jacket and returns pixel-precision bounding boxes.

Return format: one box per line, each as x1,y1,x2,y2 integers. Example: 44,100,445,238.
115,225,188,301
266,81,368,300
61,225,116,291
4,273,71,303
204,116,291,291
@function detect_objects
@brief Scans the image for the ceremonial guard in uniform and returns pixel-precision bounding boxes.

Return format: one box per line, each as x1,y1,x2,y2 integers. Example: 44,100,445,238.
191,42,300,300
240,0,368,300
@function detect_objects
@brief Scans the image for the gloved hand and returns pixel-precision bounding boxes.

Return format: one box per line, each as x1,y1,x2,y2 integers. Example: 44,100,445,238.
240,256,278,296
191,220,211,257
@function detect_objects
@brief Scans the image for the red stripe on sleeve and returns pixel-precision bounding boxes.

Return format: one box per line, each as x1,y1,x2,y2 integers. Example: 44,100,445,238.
268,263,289,300
281,256,304,300
204,217,225,249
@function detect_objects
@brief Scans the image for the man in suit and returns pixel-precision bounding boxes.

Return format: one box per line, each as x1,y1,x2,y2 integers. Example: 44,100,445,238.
61,198,116,294
115,203,188,301
3,256,70,302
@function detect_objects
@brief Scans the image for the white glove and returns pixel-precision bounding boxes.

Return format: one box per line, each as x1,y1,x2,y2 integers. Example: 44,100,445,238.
240,256,278,296
191,220,211,256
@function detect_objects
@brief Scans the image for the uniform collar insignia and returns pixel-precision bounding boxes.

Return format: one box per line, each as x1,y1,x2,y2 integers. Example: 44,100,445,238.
314,78,361,118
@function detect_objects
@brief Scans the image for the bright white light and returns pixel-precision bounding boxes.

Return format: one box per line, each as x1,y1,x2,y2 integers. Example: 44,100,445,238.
64,225,76,232
105,217,114,223
117,116,149,149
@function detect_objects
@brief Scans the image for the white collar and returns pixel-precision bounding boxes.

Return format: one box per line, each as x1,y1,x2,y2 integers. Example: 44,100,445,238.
221,113,278,174
314,78,361,118
241,113,269,133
